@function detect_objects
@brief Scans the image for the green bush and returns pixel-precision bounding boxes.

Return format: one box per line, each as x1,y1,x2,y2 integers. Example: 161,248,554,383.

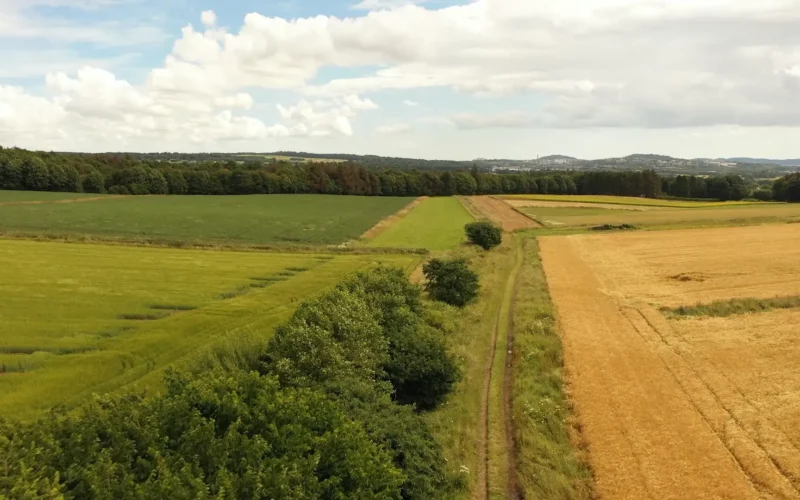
0,370,404,499
1,267,461,500
336,268,460,411
107,185,130,195
465,221,503,250
423,258,480,308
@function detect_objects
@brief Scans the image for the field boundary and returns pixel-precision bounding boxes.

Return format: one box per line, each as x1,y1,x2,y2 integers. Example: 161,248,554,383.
359,196,426,240
475,234,524,500
0,232,428,256
0,195,126,206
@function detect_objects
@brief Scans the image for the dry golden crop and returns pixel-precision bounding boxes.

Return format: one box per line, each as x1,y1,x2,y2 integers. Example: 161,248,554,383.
540,224,800,499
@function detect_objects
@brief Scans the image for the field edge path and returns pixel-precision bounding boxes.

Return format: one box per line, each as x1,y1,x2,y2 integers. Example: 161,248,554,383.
474,233,524,500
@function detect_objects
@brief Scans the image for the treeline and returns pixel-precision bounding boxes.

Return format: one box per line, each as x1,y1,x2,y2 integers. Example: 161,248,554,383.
773,173,800,202
0,268,463,499
661,174,754,201
0,147,666,198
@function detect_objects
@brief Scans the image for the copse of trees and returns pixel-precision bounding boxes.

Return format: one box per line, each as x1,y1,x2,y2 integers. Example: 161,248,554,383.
0,267,463,499
423,259,480,308
465,221,503,250
773,173,800,202
663,174,751,200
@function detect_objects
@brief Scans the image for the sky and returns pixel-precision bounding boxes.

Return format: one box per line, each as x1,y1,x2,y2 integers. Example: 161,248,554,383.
3,0,800,160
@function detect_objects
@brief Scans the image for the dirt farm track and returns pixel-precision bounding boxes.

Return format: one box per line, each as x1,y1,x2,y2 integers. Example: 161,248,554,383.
541,224,800,500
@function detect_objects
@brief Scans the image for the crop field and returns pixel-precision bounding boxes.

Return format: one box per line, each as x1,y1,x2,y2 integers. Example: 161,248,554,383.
501,194,766,208
510,199,800,228
0,194,411,245
540,224,800,499
365,196,474,250
0,239,419,420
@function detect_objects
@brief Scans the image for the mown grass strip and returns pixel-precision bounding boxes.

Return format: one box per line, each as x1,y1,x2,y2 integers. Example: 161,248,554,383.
218,285,252,300
663,295,800,318
117,313,171,321
512,236,593,499
149,304,198,311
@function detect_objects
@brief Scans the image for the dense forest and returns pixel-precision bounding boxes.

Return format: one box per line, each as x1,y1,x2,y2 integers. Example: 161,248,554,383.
1,146,794,201
0,267,464,499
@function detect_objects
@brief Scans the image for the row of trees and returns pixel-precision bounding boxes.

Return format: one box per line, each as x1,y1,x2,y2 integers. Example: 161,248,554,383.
0,147,667,198
4,146,792,201
773,173,800,202
0,267,464,499
662,174,753,201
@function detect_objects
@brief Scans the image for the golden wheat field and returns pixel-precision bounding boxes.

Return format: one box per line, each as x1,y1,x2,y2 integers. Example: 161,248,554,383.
540,224,800,500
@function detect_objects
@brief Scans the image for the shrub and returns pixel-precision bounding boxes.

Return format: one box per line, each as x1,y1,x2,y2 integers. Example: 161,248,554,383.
336,268,460,410
423,258,480,308
751,189,773,201
107,185,130,195
465,221,503,250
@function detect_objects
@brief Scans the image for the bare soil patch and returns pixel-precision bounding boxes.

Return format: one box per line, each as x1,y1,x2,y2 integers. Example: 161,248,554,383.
466,196,541,231
505,199,660,211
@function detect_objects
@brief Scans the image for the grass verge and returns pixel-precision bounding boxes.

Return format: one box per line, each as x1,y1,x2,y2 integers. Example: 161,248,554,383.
512,236,593,499
663,295,800,318
424,237,518,499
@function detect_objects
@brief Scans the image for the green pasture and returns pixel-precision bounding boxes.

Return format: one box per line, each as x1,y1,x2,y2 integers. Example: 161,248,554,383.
0,239,419,420
366,197,474,251
0,194,411,245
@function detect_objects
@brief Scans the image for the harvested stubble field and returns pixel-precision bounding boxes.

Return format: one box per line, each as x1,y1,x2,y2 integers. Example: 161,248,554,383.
0,194,412,245
0,239,419,420
540,224,800,499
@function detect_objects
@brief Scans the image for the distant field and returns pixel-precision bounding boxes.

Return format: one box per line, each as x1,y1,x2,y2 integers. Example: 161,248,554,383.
501,194,767,208
0,194,411,245
236,154,347,163
0,191,112,203
518,203,800,228
366,197,474,250
0,239,419,420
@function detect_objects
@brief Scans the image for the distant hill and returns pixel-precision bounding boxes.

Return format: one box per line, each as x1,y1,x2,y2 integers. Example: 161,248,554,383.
624,154,676,162
728,157,800,167
539,155,577,161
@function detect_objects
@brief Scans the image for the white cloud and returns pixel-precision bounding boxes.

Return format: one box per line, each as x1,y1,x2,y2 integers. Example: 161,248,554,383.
450,112,536,130
403,100,419,107
0,0,167,46
8,0,800,154
376,123,412,134
343,95,378,110
352,0,427,11
200,10,217,27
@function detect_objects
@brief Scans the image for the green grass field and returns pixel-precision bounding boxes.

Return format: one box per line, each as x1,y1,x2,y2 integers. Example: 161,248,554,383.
0,191,112,202
366,197,474,251
0,194,411,245
502,194,768,208
0,239,419,420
